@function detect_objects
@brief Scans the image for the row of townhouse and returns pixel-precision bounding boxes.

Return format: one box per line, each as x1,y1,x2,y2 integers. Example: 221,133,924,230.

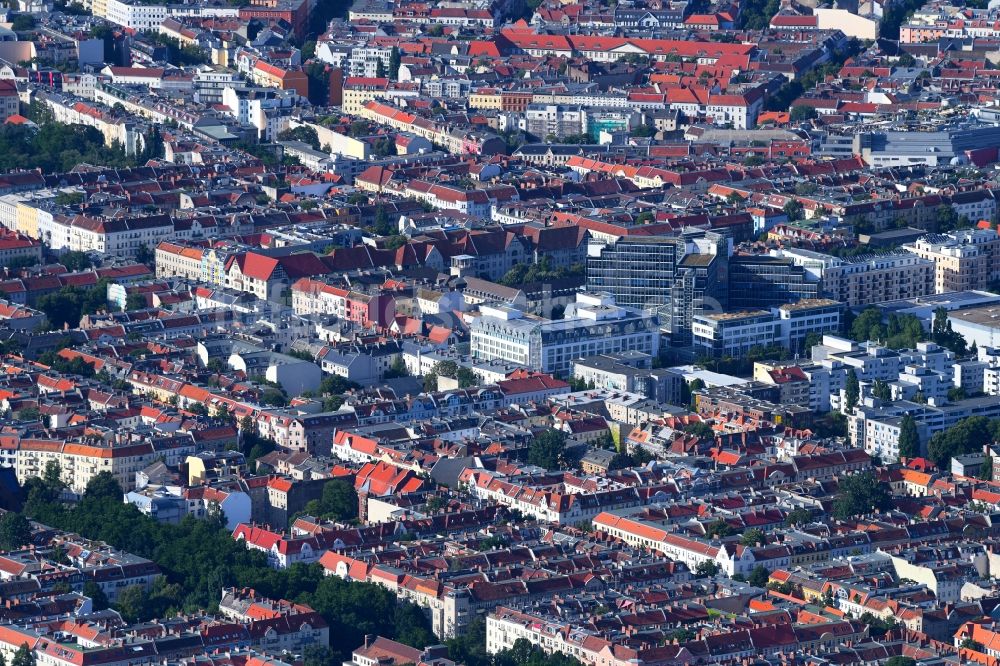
486,606,866,666
403,180,519,220
341,77,421,115
326,375,568,437
234,505,501,568
592,511,811,577
0,191,175,258
290,277,397,328
9,437,157,493
158,246,334,301
459,469,649,524
255,409,357,456
317,543,667,639
358,100,507,155
40,93,146,155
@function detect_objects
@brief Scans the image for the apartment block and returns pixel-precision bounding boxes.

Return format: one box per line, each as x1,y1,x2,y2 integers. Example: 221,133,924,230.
904,229,1000,293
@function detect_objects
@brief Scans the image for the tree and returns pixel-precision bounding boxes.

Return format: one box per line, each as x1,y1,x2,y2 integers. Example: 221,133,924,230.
85,471,124,502
432,361,458,378
125,292,147,311
0,513,31,550
884,657,916,666
261,388,287,406
384,356,409,379
632,124,656,138
299,479,358,523
303,646,339,666
705,519,734,538
455,367,477,388
135,244,155,266
784,507,812,527
445,618,490,666
305,62,331,106
278,125,321,150
789,105,817,121
61,251,92,272
423,372,438,393
844,369,860,413
389,46,401,79
528,430,567,470
608,452,633,470
683,421,714,440
931,306,966,354
741,528,765,546
492,639,581,666
320,375,361,396
687,378,705,410
927,415,999,468
862,611,899,639
897,414,919,460
11,644,33,666
747,565,770,588
832,470,892,519
783,199,803,221
695,560,720,578
43,460,65,493
803,331,824,352
82,580,110,610
141,126,164,161
934,204,960,233
115,584,147,622
11,14,35,31
871,379,892,401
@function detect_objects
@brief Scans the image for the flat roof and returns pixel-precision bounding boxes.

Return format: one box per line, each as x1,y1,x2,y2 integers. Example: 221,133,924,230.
778,298,841,312
949,304,1000,327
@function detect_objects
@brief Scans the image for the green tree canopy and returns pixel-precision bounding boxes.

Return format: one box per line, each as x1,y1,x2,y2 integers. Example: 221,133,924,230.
528,430,568,470
0,513,31,550
897,414,920,460
927,415,1000,468
747,564,770,587
11,644,33,666
844,369,860,412
84,471,123,502
299,479,358,523
82,580,110,610
832,470,892,519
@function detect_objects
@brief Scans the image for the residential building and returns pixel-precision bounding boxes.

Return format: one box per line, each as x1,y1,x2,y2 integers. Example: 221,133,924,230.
904,229,1000,293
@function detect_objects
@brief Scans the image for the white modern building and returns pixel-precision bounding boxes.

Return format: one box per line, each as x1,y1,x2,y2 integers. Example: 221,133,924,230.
470,293,659,375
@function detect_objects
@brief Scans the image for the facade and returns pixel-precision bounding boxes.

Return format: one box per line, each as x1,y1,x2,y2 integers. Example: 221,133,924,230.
693,300,841,358
470,293,659,376
586,232,728,344
0,81,19,122
728,255,820,308
904,229,1000,294
524,104,587,139
15,439,157,493
798,252,936,307
854,396,1000,462
692,309,777,358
